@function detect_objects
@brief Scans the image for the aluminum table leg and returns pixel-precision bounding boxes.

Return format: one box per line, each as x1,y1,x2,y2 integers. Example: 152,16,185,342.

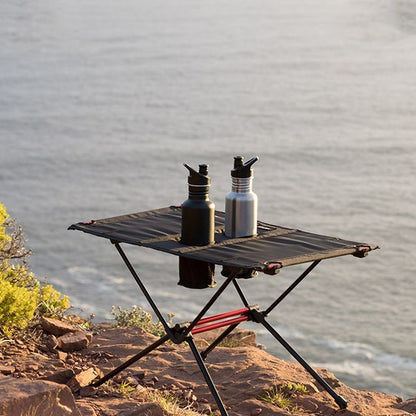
187,336,228,416
92,333,170,387
253,311,348,409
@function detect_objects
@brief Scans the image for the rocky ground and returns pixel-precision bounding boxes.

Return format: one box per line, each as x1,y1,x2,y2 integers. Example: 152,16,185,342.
0,317,415,416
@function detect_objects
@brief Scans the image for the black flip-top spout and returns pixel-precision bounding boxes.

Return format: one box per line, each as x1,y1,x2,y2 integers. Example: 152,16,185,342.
184,163,211,185
231,156,259,178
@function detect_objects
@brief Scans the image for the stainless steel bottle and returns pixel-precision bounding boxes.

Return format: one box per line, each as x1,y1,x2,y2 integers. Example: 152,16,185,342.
225,156,259,238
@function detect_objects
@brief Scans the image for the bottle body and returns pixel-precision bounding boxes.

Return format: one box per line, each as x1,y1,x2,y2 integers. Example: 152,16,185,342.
225,176,258,238
181,195,215,246
179,163,216,289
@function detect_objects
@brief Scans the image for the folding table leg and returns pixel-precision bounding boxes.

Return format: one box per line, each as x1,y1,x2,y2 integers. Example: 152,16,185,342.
185,273,235,336
264,260,321,316
187,336,229,416
92,333,170,387
114,242,174,339
253,312,348,409
200,323,240,360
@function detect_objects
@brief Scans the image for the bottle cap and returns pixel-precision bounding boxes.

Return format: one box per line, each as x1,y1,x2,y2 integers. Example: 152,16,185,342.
231,156,259,178
184,163,211,185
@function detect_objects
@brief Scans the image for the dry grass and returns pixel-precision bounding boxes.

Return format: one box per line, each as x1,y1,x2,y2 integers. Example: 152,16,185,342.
101,379,209,416
260,381,308,413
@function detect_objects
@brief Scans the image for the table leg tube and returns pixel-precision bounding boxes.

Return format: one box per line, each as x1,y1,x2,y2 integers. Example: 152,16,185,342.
187,337,229,416
114,242,174,339
200,323,240,360
256,314,348,410
185,274,235,336
265,260,321,316
91,333,170,387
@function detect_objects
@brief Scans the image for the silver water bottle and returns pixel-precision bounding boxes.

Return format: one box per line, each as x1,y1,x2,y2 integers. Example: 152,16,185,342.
225,156,259,238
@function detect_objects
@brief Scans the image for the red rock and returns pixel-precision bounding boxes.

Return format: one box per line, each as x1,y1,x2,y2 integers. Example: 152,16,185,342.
135,384,147,394
182,389,197,402
119,403,164,416
199,403,213,414
0,364,15,375
41,316,78,336
0,376,80,416
24,363,39,372
57,331,90,352
79,386,98,397
396,398,416,412
84,326,410,416
133,370,147,380
45,334,58,351
40,368,75,384
0,323,412,416
56,350,68,361
75,402,97,416
125,376,139,387
67,367,103,393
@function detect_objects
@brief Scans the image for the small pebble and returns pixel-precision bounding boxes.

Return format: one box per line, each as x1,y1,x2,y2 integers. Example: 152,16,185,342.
199,403,212,414
133,370,147,380
136,384,147,394
24,364,39,372
125,376,139,386
79,386,97,397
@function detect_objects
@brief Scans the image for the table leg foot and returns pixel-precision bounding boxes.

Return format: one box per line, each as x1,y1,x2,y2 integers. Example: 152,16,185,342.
255,312,348,410
335,395,348,409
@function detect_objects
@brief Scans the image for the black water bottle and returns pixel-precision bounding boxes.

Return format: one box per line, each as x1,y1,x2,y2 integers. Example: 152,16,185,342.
181,163,215,245
179,163,216,289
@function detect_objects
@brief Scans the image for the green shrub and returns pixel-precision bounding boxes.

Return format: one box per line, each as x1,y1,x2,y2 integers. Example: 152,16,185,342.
0,262,37,289
111,305,172,337
37,284,70,317
0,276,37,335
0,202,70,337
0,204,11,251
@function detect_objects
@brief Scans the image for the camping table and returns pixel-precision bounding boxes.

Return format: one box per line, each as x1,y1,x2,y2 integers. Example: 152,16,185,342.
69,206,378,414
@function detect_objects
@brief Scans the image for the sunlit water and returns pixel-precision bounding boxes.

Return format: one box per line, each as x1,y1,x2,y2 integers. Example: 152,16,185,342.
1,0,415,399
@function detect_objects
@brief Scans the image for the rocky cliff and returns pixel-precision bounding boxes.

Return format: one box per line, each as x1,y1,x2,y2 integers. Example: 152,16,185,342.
0,318,414,416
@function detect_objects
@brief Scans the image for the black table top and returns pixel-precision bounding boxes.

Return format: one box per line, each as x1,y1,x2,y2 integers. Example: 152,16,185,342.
69,206,377,272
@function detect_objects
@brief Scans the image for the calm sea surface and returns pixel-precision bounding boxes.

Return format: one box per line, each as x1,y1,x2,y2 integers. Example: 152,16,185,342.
1,0,415,399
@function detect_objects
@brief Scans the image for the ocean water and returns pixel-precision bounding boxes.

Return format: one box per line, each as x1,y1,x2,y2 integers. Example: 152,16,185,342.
1,0,415,399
